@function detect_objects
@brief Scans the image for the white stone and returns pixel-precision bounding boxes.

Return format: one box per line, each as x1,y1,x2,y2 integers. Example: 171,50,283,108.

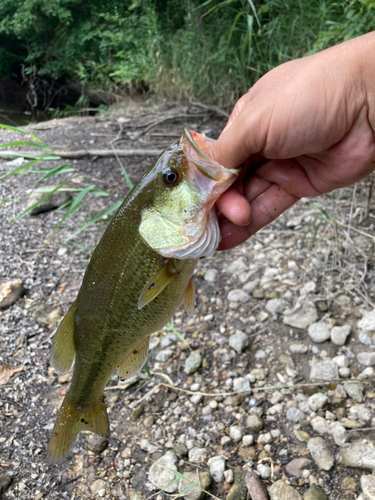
229,331,250,354
229,426,243,443
289,343,308,354
232,377,251,394
155,349,174,362
358,352,375,366
358,309,375,333
204,269,218,282
308,393,328,412
227,289,250,303
330,325,351,346
148,451,179,493
207,455,226,482
331,424,348,447
265,299,284,314
310,360,339,381
332,354,349,368
257,464,271,479
310,416,330,435
283,300,318,329
242,435,254,447
308,322,331,343
188,447,208,464
224,469,234,484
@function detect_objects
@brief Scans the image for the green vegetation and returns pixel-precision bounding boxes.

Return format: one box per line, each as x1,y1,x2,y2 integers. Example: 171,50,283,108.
0,1,375,108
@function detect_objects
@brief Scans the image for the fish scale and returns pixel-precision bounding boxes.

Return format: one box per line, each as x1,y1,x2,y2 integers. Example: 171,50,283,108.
47,128,239,463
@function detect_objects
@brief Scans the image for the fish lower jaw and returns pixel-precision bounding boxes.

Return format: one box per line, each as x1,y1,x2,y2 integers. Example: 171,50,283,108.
157,208,220,260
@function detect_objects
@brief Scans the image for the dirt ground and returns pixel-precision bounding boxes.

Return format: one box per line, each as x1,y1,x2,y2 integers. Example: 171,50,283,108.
1,102,375,500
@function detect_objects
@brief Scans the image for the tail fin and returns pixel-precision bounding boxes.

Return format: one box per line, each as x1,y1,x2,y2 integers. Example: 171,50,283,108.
47,394,109,464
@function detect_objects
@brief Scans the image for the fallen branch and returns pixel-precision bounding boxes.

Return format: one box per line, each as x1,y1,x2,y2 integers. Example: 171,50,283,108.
0,148,162,160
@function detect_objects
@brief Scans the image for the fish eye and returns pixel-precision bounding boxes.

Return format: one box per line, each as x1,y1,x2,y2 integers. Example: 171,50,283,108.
162,168,181,186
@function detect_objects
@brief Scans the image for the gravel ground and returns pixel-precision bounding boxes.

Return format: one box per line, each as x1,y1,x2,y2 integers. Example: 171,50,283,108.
1,105,375,500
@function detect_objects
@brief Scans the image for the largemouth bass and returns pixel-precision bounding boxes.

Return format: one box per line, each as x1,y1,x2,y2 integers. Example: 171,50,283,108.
47,128,239,463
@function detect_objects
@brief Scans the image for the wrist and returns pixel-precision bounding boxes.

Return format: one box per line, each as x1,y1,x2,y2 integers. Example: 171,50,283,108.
355,32,375,136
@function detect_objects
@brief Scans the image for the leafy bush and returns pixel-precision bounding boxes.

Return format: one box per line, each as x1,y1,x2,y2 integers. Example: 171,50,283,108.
1,0,374,108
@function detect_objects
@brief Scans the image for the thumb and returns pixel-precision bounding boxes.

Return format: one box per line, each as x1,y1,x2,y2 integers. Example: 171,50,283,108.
209,98,268,169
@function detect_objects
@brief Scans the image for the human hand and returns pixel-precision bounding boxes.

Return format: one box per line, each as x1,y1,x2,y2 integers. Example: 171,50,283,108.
209,33,375,250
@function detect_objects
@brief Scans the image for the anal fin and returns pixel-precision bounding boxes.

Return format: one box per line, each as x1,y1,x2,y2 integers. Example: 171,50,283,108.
51,299,77,374
117,336,150,380
138,260,180,310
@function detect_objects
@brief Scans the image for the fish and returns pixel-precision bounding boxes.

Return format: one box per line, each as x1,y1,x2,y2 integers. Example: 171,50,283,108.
47,128,239,463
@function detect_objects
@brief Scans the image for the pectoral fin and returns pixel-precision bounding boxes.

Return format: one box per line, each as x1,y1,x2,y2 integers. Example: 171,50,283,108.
183,277,195,317
138,260,180,310
117,336,150,380
51,300,77,373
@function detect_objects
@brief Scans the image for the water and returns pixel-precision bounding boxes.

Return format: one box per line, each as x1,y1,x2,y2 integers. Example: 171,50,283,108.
0,106,39,127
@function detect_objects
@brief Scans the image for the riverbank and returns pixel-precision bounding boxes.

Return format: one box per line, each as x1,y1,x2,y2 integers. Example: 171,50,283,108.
1,107,375,499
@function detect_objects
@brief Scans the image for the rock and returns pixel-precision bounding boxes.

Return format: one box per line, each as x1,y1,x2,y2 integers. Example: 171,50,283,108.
229,425,243,443
226,466,247,500
348,404,372,422
148,451,179,493
207,455,226,482
243,278,260,293
227,289,250,303
343,381,364,402
140,438,158,454
178,471,211,500
224,470,234,484
340,440,375,470
268,480,303,500
266,298,284,314
359,332,373,346
245,415,264,432
229,331,250,354
357,352,375,367
301,281,317,295
359,367,375,379
358,309,375,333
130,406,144,421
361,475,375,500
33,304,62,326
294,430,310,442
286,407,305,422
310,416,330,434
283,300,318,329
190,394,203,405
242,435,254,447
226,258,248,275
204,269,218,282
303,485,327,500
130,492,143,500
90,479,106,495
0,473,12,497
332,354,349,368
257,463,271,479
308,322,331,343
331,424,348,447
232,377,251,394
87,434,108,454
286,458,312,477
289,344,308,354
143,415,155,428
155,349,174,362
307,437,334,471
173,443,188,457
0,279,24,309
188,447,208,464
28,187,72,215
184,351,202,374
330,325,351,346
308,393,328,411
310,361,339,381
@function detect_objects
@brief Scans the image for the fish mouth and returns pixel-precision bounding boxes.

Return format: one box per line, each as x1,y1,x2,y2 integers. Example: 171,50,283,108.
182,128,239,182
